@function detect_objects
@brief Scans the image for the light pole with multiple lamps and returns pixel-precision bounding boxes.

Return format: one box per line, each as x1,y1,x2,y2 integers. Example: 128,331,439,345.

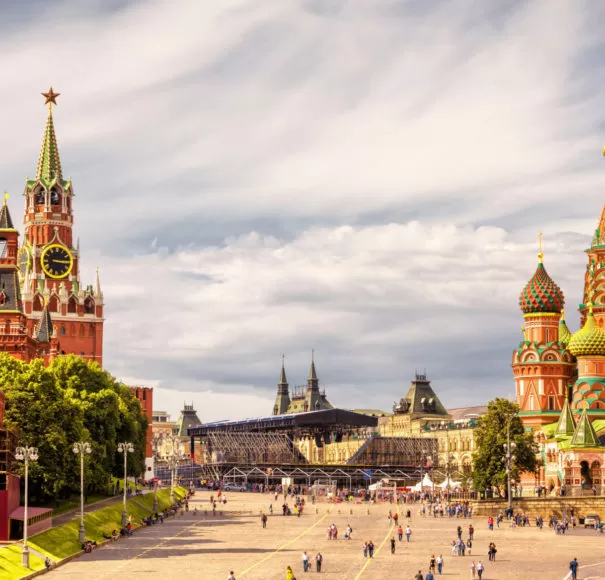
155,434,184,503
73,441,91,543
15,445,39,569
117,441,134,526
503,419,517,512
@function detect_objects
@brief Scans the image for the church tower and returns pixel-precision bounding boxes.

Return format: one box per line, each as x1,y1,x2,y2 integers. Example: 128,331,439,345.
512,235,575,426
272,355,291,416
580,203,605,328
18,89,103,365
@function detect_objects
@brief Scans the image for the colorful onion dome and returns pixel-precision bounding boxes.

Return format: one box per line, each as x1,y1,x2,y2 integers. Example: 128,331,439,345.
568,304,605,357
559,310,572,345
519,254,565,314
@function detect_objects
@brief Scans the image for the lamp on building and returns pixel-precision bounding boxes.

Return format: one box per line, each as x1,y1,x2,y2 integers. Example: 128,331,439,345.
14,445,38,569
73,441,91,543
117,442,134,526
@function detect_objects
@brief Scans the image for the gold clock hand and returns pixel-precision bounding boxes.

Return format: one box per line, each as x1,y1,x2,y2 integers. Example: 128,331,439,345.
53,260,71,264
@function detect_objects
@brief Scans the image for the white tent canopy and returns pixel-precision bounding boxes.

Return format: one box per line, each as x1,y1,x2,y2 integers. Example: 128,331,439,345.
412,473,434,491
437,477,462,489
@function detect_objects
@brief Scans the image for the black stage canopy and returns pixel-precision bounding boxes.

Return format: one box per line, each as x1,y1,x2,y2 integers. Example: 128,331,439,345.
188,408,378,437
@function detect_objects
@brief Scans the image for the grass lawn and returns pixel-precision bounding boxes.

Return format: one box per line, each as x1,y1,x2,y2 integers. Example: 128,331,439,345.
28,487,187,561
0,543,45,580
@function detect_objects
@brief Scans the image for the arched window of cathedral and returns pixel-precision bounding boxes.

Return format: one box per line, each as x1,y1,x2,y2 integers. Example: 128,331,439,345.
50,189,61,206
60,326,66,336
32,294,43,311
48,295,59,313
35,188,45,205
84,297,95,314
67,296,77,314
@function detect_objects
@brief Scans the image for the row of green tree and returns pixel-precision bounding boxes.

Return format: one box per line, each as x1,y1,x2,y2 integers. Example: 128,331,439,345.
0,354,148,505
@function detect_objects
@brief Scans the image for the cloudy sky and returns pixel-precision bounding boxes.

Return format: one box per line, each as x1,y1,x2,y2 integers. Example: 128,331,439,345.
1,0,604,422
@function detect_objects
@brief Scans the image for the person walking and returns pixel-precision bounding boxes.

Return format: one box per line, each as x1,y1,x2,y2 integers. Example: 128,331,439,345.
228,572,236,580
390,537,396,554
286,566,295,580
315,552,322,572
429,554,436,574
426,570,434,580
261,513,267,529
470,561,476,579
437,554,444,575
477,561,484,579
363,542,368,558
466,538,472,555
397,524,403,541
302,551,309,573
406,525,412,542
569,557,579,580
415,571,424,580
368,540,375,558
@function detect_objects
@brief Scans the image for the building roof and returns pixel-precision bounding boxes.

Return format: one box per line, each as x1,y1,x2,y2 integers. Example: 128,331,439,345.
10,506,53,520
393,374,448,417
0,199,15,230
175,403,201,437
570,408,600,448
446,406,488,421
189,408,378,437
554,399,576,437
36,303,54,343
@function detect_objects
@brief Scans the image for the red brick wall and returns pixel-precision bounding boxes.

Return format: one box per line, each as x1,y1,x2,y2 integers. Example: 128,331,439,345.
131,387,153,458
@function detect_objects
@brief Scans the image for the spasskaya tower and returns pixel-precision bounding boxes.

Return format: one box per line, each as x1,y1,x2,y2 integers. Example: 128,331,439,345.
16,88,104,365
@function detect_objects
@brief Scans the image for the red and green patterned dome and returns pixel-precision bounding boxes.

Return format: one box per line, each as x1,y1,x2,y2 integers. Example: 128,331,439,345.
519,259,565,314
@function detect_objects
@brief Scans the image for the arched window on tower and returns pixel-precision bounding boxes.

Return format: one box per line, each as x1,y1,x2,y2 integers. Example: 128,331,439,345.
67,295,77,314
32,294,43,311
0,238,7,259
48,295,59,313
35,188,45,205
50,188,61,206
84,297,95,314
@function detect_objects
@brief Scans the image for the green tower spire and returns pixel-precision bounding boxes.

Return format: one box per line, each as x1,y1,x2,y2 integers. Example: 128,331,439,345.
36,104,63,185
570,408,599,448
554,398,575,437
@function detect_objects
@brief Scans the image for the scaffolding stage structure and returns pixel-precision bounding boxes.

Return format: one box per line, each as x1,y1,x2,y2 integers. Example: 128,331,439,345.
189,409,438,484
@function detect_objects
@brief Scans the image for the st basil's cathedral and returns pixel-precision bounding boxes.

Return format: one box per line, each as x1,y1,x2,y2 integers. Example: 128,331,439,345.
514,202,605,494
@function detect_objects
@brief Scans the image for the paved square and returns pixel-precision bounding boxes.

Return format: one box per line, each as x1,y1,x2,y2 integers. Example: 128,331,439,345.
45,491,605,579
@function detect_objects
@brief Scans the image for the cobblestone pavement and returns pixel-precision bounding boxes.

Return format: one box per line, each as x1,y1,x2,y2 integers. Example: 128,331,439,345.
46,491,605,579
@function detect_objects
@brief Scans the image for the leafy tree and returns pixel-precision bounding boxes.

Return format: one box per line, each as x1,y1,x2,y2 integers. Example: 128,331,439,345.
471,398,537,496
0,354,148,504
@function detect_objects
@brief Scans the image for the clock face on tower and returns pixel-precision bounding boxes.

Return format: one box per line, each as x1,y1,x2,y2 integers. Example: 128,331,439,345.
17,246,31,280
40,244,73,279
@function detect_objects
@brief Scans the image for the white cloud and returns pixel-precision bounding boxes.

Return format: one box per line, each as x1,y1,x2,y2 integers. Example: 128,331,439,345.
0,1,602,420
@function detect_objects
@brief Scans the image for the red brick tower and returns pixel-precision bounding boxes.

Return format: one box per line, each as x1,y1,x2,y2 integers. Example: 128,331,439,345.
512,236,576,426
18,88,103,365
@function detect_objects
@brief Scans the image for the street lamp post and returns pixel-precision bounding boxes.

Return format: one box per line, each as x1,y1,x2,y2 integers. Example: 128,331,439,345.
15,445,39,569
73,441,92,543
117,442,134,526
503,420,517,513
